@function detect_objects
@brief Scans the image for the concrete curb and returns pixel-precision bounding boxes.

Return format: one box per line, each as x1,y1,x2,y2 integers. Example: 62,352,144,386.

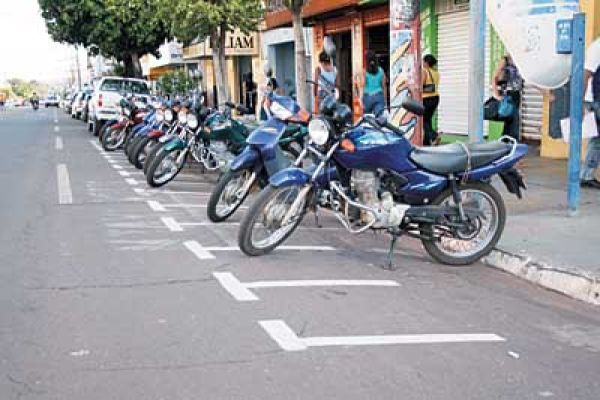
484,249,600,306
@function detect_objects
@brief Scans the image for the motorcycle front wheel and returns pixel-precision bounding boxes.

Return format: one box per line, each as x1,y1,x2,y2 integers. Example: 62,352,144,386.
101,127,126,152
238,184,309,256
207,169,255,223
132,136,154,170
146,147,187,187
420,182,506,266
127,135,144,164
144,142,163,176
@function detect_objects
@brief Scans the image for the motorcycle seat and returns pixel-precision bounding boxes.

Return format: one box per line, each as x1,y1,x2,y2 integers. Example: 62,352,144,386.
410,142,511,175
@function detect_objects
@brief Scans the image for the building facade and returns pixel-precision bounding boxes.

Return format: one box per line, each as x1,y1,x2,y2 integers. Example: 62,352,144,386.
265,0,600,155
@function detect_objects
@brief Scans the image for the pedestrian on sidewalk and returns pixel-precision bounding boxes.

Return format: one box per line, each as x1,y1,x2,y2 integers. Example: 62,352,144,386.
581,37,600,189
359,51,388,117
314,51,339,112
492,54,524,141
422,54,440,146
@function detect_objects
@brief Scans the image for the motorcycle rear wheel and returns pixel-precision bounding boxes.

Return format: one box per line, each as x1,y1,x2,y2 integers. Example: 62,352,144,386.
238,184,308,256
101,127,125,152
420,181,506,266
146,147,187,188
127,136,144,164
132,137,154,170
144,143,163,175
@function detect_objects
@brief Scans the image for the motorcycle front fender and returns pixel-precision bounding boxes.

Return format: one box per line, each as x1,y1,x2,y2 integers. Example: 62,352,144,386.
163,137,186,152
230,146,259,172
269,167,311,188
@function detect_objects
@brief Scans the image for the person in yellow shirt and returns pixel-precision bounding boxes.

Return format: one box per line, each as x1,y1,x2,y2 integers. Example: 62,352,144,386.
422,54,440,145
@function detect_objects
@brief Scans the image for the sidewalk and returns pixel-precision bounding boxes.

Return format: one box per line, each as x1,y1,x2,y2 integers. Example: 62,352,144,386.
485,145,600,305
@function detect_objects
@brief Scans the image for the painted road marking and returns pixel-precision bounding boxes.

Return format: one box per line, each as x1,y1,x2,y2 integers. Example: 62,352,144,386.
144,199,245,211
57,164,73,204
160,217,184,232
213,272,399,302
125,178,139,186
134,187,211,196
89,140,104,152
203,245,335,252
112,165,123,170
184,240,216,260
147,200,167,212
53,126,60,133
118,170,131,177
107,159,118,164
55,136,63,150
259,320,506,352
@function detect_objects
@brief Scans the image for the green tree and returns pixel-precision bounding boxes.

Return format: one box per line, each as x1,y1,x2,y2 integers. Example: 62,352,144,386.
6,79,48,98
156,70,197,96
39,0,172,77
160,0,262,104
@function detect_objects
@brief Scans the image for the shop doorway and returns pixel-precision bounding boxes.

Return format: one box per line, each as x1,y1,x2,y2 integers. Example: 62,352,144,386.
237,56,253,105
330,31,353,108
367,24,390,105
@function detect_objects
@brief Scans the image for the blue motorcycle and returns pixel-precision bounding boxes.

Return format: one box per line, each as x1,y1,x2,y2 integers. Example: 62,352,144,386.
206,93,308,222
237,89,528,267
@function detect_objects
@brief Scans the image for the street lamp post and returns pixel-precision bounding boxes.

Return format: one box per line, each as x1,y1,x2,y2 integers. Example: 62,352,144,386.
468,0,486,143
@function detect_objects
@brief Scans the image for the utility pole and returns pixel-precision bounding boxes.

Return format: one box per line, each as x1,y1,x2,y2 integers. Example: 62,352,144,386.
468,0,486,143
567,13,586,215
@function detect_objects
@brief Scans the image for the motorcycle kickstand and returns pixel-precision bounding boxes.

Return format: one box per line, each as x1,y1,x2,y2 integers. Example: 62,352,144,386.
383,232,401,271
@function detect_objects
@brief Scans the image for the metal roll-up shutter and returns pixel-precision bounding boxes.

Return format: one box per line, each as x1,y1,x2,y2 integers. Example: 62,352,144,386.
521,83,544,139
437,11,470,135
437,9,491,136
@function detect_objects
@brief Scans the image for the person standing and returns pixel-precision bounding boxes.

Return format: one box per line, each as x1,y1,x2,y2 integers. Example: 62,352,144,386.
492,54,524,141
359,51,388,117
260,67,279,121
581,37,600,189
422,54,440,145
314,51,339,112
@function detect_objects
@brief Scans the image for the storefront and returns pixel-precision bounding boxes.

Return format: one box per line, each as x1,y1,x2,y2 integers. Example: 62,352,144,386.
262,27,313,102
183,30,260,107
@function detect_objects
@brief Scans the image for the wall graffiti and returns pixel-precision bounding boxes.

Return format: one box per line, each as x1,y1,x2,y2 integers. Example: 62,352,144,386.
389,0,422,144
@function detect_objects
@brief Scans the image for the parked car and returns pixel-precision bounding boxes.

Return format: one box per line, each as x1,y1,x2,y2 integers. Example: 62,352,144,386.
64,93,76,114
71,91,92,120
81,92,93,125
45,95,60,108
88,77,151,136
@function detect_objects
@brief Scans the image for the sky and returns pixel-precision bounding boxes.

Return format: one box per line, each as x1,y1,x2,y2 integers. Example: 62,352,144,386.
0,0,86,84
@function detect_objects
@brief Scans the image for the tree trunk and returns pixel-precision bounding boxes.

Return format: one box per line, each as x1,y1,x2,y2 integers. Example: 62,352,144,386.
291,9,309,110
211,26,230,107
123,53,143,78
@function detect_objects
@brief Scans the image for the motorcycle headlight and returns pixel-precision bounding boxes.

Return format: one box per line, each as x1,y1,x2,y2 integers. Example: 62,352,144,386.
156,110,164,122
308,118,330,146
178,110,187,124
164,109,174,122
187,113,198,129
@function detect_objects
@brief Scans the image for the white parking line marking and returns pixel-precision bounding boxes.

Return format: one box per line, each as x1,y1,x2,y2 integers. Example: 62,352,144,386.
147,200,167,212
213,272,259,301
141,200,245,211
107,159,118,164
57,164,73,204
203,245,335,252
55,136,63,150
160,217,184,232
133,188,211,196
214,272,399,302
112,165,123,170
184,240,216,260
125,178,139,186
259,320,506,352
118,170,131,177
53,126,60,133
89,140,104,152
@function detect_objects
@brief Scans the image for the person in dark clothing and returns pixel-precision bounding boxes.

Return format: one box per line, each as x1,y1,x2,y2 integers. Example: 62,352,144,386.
422,54,440,146
243,72,257,115
492,54,524,141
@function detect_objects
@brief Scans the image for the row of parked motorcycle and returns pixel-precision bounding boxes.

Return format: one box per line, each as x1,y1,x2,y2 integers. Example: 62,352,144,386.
91,69,528,268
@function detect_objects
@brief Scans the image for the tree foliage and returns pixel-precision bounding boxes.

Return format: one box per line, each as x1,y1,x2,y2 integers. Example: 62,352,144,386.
5,79,49,99
156,70,198,96
38,0,172,77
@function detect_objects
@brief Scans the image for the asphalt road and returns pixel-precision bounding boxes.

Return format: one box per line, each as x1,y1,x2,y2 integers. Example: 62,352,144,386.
1,107,599,400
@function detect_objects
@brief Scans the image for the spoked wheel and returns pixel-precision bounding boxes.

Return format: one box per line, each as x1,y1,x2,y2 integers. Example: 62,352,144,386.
101,127,126,151
144,143,163,175
420,182,506,266
132,137,154,170
146,147,187,187
207,169,256,222
238,184,309,256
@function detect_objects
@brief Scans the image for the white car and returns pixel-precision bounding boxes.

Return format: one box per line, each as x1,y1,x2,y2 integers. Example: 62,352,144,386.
88,77,151,136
